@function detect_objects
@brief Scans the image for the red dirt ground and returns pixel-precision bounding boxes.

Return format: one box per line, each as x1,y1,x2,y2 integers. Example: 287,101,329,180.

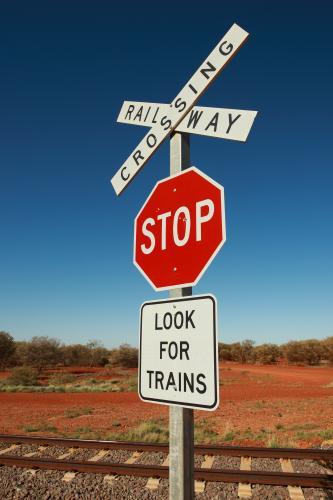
0,363,332,446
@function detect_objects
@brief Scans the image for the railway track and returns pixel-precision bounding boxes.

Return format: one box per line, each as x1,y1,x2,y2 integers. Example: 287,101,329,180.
0,434,332,499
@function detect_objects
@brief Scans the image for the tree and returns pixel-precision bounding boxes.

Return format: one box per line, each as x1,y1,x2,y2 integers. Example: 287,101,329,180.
323,337,333,364
230,340,255,364
218,343,233,361
86,340,110,367
17,336,63,372
300,340,324,365
0,331,15,368
254,343,281,364
61,344,91,366
109,344,138,368
283,339,324,365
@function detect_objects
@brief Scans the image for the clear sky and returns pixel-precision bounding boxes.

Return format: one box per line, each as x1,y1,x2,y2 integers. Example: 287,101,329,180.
1,0,332,348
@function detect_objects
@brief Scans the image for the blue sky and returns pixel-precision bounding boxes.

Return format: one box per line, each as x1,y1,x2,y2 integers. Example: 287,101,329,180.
0,0,332,347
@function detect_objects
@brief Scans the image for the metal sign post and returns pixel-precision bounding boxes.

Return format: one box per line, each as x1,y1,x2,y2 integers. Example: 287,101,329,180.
169,131,194,500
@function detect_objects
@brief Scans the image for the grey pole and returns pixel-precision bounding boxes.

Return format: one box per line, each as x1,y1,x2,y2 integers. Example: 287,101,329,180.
169,131,194,500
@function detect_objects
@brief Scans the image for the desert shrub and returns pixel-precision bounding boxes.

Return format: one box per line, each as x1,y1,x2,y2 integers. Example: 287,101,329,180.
0,331,16,368
16,336,63,372
61,341,109,367
230,340,255,364
121,375,138,392
222,430,235,442
218,343,233,361
86,340,110,366
282,341,303,364
24,422,57,433
61,344,91,366
283,339,324,365
64,407,93,418
302,340,325,365
48,372,76,385
109,419,169,443
323,337,333,364
98,356,110,366
109,344,138,368
6,366,38,386
195,419,218,443
254,343,281,364
218,340,257,363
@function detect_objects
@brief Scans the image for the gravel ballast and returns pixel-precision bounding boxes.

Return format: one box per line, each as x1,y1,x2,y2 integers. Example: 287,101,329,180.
201,455,239,498
1,441,333,499
251,458,289,499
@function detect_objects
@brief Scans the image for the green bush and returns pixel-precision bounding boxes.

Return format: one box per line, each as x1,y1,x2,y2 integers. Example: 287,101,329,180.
6,366,38,386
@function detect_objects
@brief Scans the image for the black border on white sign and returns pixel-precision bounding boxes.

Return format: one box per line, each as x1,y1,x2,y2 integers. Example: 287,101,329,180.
139,294,218,410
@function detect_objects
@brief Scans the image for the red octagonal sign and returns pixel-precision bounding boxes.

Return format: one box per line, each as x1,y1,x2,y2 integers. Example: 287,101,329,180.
134,167,226,290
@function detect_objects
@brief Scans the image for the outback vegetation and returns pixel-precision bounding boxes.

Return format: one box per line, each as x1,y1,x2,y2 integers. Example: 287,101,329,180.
0,332,139,391
218,337,333,365
0,331,331,394
0,331,332,447
0,332,333,375
0,332,139,370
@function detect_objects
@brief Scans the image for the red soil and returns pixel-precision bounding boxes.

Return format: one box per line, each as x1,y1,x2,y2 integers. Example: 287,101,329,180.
0,363,332,446
225,362,333,385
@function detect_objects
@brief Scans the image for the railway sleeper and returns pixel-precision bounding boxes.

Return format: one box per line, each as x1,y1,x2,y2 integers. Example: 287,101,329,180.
195,454,215,494
280,458,305,500
145,454,169,490
62,448,109,483
24,446,47,476
0,455,332,489
238,456,252,499
103,450,143,486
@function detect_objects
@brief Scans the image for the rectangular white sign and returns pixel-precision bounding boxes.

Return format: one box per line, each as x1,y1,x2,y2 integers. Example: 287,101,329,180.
117,101,257,142
139,295,219,410
111,23,249,195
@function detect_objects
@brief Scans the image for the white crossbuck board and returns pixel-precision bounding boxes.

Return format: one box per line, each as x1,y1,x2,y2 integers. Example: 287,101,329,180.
118,101,257,142
111,23,249,195
139,295,219,410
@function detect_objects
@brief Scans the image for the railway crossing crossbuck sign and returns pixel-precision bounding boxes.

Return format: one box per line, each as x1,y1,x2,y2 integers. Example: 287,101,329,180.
134,167,226,290
111,23,254,195
117,101,257,142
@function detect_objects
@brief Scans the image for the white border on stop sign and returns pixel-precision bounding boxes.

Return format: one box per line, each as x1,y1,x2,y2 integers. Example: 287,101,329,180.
133,166,226,291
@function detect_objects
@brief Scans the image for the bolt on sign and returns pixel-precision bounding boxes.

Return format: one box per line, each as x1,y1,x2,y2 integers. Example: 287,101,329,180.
139,295,218,410
134,167,226,290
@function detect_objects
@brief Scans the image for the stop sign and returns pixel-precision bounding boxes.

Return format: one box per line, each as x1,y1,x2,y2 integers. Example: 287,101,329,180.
134,167,226,290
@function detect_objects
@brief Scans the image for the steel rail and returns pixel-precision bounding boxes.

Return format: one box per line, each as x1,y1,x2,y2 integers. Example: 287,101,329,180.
0,455,332,488
196,444,333,460
0,434,332,460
